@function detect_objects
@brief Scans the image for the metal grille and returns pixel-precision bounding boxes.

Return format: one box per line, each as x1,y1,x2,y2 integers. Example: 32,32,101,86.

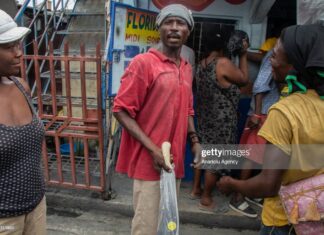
22,41,106,193
186,17,237,63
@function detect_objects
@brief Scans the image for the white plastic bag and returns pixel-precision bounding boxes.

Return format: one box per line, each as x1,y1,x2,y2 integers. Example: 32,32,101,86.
157,142,179,235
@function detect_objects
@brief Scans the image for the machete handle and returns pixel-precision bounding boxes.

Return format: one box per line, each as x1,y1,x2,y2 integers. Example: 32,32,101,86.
161,142,172,169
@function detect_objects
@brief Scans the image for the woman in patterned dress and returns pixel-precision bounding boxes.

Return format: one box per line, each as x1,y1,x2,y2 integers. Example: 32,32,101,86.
191,33,249,211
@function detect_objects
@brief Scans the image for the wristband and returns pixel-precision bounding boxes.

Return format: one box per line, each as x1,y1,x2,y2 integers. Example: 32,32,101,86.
252,113,262,119
190,134,199,139
188,131,197,137
191,140,200,146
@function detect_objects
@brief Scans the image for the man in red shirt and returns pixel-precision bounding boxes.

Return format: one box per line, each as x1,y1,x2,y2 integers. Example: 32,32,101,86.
113,4,201,235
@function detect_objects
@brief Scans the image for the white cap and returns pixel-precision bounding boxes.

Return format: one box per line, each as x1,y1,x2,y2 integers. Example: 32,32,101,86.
0,9,31,44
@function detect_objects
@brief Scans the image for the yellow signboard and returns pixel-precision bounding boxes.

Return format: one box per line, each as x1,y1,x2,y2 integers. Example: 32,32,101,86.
125,9,160,45
108,3,160,95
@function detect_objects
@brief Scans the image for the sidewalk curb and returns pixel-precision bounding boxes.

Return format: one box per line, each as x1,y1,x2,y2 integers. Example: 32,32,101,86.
46,190,260,231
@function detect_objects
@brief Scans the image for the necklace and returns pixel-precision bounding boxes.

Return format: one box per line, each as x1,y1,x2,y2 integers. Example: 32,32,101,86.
0,77,14,85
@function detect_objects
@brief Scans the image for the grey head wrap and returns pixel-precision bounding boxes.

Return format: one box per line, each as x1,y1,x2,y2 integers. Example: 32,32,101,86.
156,4,194,31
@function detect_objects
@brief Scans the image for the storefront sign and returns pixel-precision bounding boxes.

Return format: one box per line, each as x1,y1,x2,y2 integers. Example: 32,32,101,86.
108,3,159,96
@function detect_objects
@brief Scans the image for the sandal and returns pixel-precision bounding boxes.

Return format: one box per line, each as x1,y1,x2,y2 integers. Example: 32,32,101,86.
229,199,257,218
198,202,228,213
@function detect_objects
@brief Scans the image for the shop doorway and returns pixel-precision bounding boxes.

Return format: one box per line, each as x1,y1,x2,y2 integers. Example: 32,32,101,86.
183,17,238,181
186,17,237,64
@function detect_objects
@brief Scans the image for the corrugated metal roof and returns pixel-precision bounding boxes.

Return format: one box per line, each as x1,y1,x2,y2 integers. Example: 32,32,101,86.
61,0,106,54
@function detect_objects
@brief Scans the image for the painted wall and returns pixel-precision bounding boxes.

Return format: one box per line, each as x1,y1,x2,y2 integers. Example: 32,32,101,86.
120,0,268,49
155,0,266,49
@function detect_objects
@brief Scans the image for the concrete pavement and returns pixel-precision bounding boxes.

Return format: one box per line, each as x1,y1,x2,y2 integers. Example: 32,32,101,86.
46,173,261,231
47,206,259,235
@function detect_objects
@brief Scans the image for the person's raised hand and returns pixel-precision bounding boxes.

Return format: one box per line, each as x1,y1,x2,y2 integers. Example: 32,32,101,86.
241,39,249,55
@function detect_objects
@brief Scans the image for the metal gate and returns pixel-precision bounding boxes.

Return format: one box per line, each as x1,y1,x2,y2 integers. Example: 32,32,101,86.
22,41,107,194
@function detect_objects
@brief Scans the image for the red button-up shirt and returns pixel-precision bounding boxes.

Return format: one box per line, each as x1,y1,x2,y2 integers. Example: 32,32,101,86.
113,48,194,180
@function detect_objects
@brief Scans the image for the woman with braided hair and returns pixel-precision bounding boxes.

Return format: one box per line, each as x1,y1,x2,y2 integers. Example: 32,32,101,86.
217,23,324,235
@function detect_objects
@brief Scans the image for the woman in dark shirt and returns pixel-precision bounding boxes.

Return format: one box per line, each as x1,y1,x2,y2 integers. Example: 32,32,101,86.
0,9,46,234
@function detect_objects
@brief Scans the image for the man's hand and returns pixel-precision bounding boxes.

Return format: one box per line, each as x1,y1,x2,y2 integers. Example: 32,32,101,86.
217,176,235,195
191,143,202,168
151,148,172,173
